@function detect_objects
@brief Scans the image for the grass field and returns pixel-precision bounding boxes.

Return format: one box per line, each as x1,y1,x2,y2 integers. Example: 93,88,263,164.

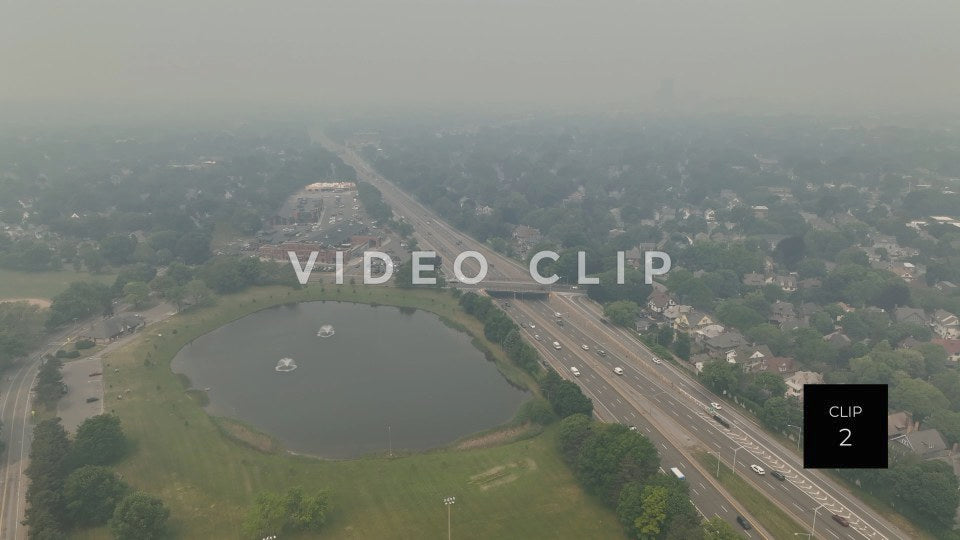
695,452,805,539
78,284,622,539
0,268,115,301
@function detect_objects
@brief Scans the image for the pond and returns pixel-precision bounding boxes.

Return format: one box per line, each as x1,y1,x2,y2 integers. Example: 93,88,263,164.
171,301,528,458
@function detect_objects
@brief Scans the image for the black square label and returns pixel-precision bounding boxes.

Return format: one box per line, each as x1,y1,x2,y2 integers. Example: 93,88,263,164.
803,384,887,469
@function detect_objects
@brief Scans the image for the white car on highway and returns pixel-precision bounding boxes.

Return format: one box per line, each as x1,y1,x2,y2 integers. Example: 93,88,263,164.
710,402,722,411
750,464,765,475
652,358,662,364
613,367,624,375
570,366,581,377
581,344,589,351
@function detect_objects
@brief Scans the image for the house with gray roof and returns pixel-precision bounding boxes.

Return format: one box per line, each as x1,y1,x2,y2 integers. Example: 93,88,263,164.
892,429,949,460
894,307,929,326
80,313,145,344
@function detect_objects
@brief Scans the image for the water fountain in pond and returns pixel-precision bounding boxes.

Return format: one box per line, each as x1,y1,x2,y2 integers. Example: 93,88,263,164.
316,324,335,338
275,357,298,372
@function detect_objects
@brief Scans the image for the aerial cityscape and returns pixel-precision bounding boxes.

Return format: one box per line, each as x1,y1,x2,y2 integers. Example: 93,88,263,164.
2,2,960,539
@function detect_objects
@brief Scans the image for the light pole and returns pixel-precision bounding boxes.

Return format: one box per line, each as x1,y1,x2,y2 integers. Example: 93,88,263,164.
787,424,803,451
732,445,743,472
812,504,824,535
443,496,456,540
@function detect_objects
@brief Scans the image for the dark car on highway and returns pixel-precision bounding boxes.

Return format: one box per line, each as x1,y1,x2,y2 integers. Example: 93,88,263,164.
832,514,850,527
736,515,752,530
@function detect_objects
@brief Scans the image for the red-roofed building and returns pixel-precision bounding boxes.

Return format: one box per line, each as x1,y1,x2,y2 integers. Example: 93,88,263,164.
933,339,960,363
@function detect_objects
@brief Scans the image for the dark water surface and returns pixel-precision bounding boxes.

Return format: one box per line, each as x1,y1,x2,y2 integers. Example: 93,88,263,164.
171,301,528,458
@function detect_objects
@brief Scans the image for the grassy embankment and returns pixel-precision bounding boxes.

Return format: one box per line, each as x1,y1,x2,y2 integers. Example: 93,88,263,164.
74,283,623,539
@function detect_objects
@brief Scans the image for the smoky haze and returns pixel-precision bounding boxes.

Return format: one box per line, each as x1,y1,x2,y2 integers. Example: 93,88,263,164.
2,0,959,115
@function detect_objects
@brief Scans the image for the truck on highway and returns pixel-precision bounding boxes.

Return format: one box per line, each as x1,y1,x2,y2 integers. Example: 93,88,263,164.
670,467,685,480
712,414,731,429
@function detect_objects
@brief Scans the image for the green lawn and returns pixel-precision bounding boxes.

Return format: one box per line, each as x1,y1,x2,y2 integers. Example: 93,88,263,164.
0,268,115,301
695,452,805,539
78,284,622,539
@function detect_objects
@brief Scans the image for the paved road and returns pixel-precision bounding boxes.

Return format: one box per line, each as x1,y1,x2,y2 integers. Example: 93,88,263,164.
321,133,908,540
0,303,176,539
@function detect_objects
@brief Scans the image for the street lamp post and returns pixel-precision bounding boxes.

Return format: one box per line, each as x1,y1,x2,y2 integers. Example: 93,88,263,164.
443,496,456,540
732,445,743,472
787,424,803,451
812,504,824,535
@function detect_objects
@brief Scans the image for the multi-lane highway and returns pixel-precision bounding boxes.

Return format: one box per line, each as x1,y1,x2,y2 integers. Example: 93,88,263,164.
321,133,908,540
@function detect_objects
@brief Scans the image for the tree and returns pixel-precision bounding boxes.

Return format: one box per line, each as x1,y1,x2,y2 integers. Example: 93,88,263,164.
672,332,691,361
26,418,71,497
109,492,170,540
63,466,129,526
241,487,329,539
700,361,740,395
758,396,799,432
70,414,127,467
703,516,743,539
183,279,215,308
890,377,950,421
633,485,669,539
35,357,65,407
541,370,594,418
122,281,150,308
604,300,640,327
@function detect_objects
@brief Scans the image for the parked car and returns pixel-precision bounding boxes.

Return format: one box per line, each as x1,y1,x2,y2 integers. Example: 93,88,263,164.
85,397,100,403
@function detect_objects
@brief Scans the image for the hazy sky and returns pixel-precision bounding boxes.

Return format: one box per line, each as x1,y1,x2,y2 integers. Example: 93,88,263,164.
2,1,959,115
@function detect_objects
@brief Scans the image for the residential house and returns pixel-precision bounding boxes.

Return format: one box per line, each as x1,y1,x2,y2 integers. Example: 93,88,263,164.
80,313,146,344
704,331,747,357
933,339,960,363
934,281,957,292
694,324,726,342
757,356,796,375
729,344,773,366
769,301,796,325
799,278,822,290
932,309,959,339
686,311,715,329
895,307,929,326
751,205,769,219
742,272,765,288
784,371,823,400
887,411,914,440
823,331,852,347
624,247,644,269
780,315,809,331
663,304,692,323
772,274,798,292
512,225,542,252
647,292,674,314
892,429,949,460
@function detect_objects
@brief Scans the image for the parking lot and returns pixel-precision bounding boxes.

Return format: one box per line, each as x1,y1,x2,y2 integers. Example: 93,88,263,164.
57,357,104,433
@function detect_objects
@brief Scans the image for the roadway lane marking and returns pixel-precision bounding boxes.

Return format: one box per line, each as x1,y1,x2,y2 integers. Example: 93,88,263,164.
793,502,804,512
720,504,728,513
826,529,839,539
